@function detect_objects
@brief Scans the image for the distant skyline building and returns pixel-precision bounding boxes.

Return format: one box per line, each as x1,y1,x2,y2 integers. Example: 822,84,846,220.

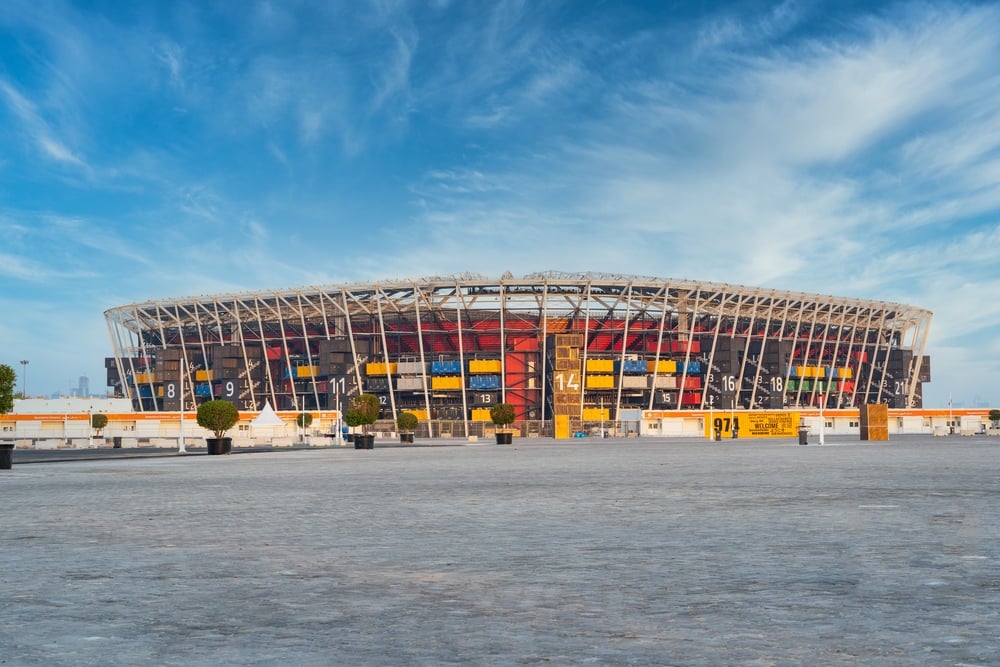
77,376,90,398
103,272,933,424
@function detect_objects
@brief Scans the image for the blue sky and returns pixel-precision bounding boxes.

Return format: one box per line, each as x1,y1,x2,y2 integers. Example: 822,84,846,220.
2,0,998,408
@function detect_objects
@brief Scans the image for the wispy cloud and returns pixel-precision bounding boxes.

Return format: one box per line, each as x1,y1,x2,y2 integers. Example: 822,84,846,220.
0,79,89,170
156,41,185,90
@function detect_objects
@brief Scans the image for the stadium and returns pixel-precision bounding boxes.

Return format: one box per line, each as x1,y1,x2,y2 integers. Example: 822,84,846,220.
103,272,933,437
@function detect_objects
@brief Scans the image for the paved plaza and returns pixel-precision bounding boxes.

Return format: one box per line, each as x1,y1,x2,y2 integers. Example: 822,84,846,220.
1,436,998,666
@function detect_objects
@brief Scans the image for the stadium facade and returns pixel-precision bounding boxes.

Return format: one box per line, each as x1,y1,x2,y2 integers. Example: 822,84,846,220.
104,272,933,427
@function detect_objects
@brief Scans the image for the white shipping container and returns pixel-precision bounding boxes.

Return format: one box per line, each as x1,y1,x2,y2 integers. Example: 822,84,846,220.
397,361,426,375
397,377,425,391
621,375,648,389
650,375,678,389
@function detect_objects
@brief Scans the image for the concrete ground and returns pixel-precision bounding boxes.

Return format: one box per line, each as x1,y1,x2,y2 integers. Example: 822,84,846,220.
1,435,997,666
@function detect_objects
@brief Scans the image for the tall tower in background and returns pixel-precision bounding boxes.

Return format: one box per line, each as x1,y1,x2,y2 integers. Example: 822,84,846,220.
78,376,90,398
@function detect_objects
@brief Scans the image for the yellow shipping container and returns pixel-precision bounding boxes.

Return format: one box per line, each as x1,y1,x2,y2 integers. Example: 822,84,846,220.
582,408,610,421
586,359,615,373
431,376,463,390
471,408,492,422
296,366,317,378
134,372,156,383
469,359,502,374
647,360,677,374
366,362,398,375
586,375,615,389
841,367,854,379
195,370,213,381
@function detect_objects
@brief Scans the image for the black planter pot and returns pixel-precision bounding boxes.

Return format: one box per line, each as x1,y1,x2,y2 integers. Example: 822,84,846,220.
400,432,414,443
495,431,513,445
354,434,375,449
0,442,14,470
207,437,233,455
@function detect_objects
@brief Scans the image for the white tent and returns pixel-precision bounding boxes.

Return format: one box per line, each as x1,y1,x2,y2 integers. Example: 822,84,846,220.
251,401,286,427
250,402,288,441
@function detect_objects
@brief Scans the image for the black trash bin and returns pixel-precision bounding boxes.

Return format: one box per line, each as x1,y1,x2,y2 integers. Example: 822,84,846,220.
798,427,809,445
112,436,122,449
1,442,14,470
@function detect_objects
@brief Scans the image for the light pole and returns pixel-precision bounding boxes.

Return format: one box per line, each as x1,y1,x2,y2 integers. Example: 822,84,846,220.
178,358,187,454
19,359,28,397
335,380,343,446
819,393,826,445
948,392,953,435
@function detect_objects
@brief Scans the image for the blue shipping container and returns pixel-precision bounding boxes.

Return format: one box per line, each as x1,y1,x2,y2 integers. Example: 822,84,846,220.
431,360,462,374
470,375,500,390
614,359,648,374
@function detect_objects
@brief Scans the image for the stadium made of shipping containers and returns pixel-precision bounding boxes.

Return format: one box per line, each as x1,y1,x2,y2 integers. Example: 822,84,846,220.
104,272,933,428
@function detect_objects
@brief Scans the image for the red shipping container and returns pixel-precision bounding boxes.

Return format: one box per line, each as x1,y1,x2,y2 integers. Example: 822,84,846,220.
681,391,701,405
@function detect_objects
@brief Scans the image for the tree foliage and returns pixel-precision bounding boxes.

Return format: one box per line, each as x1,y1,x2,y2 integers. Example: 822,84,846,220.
295,412,314,428
344,394,380,432
396,411,419,432
196,400,239,439
489,402,516,428
990,409,1000,426
91,413,109,433
0,363,15,414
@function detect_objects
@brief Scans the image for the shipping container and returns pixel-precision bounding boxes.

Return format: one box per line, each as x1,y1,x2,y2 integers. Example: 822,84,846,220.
397,377,425,391
582,407,610,421
471,408,492,421
614,359,648,374
396,361,425,375
431,360,462,374
469,359,502,374
585,375,615,389
681,391,701,405
650,375,678,389
431,376,463,390
586,359,615,373
469,375,501,390
647,359,677,374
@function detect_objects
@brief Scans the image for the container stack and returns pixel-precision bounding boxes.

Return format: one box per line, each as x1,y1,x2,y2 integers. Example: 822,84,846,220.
859,403,889,441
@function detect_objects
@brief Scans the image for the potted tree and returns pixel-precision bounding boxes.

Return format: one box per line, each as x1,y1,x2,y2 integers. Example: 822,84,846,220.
396,411,419,443
989,409,1000,435
295,412,313,444
346,393,380,449
197,399,239,455
91,413,109,446
490,402,516,445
